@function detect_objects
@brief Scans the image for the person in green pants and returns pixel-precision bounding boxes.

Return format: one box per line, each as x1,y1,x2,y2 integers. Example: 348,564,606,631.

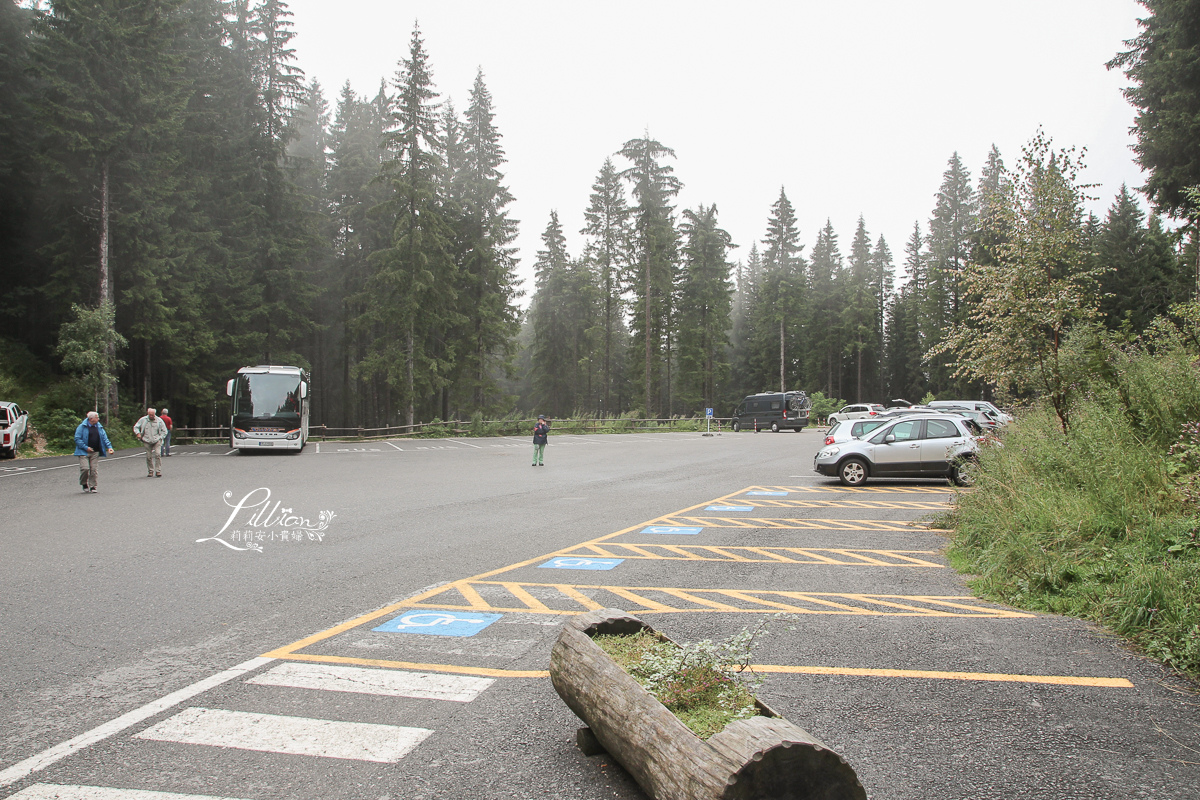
532,415,549,466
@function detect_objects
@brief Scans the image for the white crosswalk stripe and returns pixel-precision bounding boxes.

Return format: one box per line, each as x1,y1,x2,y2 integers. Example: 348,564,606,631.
7,785,252,800
134,707,432,763
246,661,493,702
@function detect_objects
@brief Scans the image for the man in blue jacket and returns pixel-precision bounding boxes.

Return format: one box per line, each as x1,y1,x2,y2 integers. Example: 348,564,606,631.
74,411,115,493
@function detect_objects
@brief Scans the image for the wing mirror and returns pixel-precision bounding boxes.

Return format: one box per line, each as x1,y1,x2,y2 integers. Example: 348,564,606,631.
885,434,896,443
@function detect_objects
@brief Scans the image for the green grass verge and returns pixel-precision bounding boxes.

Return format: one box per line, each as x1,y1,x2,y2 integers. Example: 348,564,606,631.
939,402,1200,680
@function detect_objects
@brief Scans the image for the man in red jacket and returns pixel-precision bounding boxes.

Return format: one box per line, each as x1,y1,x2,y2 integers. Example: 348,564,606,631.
160,407,173,456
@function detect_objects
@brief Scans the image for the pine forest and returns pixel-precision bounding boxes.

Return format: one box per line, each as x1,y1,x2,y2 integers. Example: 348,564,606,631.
1,1,1197,432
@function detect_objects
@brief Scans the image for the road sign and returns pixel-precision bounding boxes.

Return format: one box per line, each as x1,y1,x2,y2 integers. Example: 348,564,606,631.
705,408,713,417
538,557,624,570
373,609,502,637
640,526,703,535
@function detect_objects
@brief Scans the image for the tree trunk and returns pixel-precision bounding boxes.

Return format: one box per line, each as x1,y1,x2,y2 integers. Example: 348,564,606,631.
406,322,415,429
779,319,785,392
644,266,652,416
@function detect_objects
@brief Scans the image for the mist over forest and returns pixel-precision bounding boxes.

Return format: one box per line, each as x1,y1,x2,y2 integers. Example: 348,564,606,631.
0,0,1195,431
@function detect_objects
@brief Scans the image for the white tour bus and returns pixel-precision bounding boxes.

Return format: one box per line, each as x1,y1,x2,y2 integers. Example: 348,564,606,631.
225,365,310,452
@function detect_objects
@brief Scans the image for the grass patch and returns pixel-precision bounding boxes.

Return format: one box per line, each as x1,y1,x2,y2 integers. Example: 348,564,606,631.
941,400,1200,680
593,629,760,739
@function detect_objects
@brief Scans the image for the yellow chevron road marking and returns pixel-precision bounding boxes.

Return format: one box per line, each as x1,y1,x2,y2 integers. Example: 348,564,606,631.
551,544,945,567
726,498,949,510
651,515,942,531
392,581,1032,617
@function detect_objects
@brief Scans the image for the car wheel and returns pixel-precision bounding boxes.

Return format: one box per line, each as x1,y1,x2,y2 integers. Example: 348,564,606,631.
951,458,976,487
827,416,838,426
770,421,780,433
838,458,868,487
731,420,740,432
794,427,803,432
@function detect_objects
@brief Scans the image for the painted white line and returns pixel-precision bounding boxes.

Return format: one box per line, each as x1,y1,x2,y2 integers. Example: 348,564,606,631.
135,708,431,763
0,657,273,788
315,442,320,454
9,783,254,800
247,662,493,702
384,440,404,451
222,449,236,456
0,454,143,478
447,438,482,449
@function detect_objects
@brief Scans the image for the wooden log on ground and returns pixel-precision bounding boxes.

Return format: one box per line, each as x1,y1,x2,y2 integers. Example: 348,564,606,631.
550,608,866,800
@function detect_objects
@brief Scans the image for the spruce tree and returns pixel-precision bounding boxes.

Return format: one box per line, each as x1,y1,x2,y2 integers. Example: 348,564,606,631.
581,157,632,414
1095,184,1188,331
457,69,521,413
358,25,458,428
757,188,806,392
618,134,681,417
676,205,735,411
529,211,575,415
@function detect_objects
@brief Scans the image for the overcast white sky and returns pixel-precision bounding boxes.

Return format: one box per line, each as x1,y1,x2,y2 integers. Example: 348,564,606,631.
285,0,1148,296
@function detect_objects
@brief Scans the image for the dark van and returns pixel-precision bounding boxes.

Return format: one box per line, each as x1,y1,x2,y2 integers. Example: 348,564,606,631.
731,391,811,432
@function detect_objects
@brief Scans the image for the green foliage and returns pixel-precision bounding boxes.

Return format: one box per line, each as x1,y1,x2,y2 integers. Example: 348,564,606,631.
944,372,1200,677
931,131,1104,434
1109,1,1200,216
594,629,760,739
806,391,843,420
55,301,127,405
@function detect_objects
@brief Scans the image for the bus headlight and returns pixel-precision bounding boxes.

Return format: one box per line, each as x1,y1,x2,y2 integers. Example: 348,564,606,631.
286,432,300,439
233,430,247,439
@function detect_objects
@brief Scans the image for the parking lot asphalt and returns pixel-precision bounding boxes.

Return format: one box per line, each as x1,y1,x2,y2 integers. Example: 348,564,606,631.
1,430,1197,799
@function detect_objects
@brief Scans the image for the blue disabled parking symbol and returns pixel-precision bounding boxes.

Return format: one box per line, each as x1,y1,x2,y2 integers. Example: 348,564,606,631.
641,526,703,535
538,557,624,570
373,609,502,637
747,491,788,496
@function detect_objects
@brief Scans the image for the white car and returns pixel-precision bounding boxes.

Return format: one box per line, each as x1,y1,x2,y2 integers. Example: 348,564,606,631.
0,401,29,458
823,418,890,446
826,403,886,426
928,400,1012,425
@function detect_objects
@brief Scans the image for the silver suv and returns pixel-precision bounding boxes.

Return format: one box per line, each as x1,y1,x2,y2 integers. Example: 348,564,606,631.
813,413,978,487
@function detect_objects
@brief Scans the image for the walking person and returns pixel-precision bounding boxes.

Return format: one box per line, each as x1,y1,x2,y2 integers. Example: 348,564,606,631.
134,407,168,477
74,411,114,493
159,407,173,456
532,414,549,467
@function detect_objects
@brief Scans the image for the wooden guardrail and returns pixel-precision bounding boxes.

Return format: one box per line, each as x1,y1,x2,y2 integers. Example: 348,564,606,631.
171,417,736,443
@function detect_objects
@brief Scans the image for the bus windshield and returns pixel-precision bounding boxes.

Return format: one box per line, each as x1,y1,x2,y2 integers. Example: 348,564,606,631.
232,373,302,424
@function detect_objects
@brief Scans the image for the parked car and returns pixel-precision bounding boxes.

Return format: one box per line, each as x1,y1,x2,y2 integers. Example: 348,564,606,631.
927,400,1012,425
825,403,886,426
814,413,979,487
823,418,890,446
936,406,1001,433
0,401,29,458
731,391,811,432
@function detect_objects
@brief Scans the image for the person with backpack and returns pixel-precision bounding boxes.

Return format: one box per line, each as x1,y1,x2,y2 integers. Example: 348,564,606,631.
532,415,549,466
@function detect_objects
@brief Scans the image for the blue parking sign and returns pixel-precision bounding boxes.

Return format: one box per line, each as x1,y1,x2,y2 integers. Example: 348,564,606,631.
538,557,624,570
373,609,502,637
